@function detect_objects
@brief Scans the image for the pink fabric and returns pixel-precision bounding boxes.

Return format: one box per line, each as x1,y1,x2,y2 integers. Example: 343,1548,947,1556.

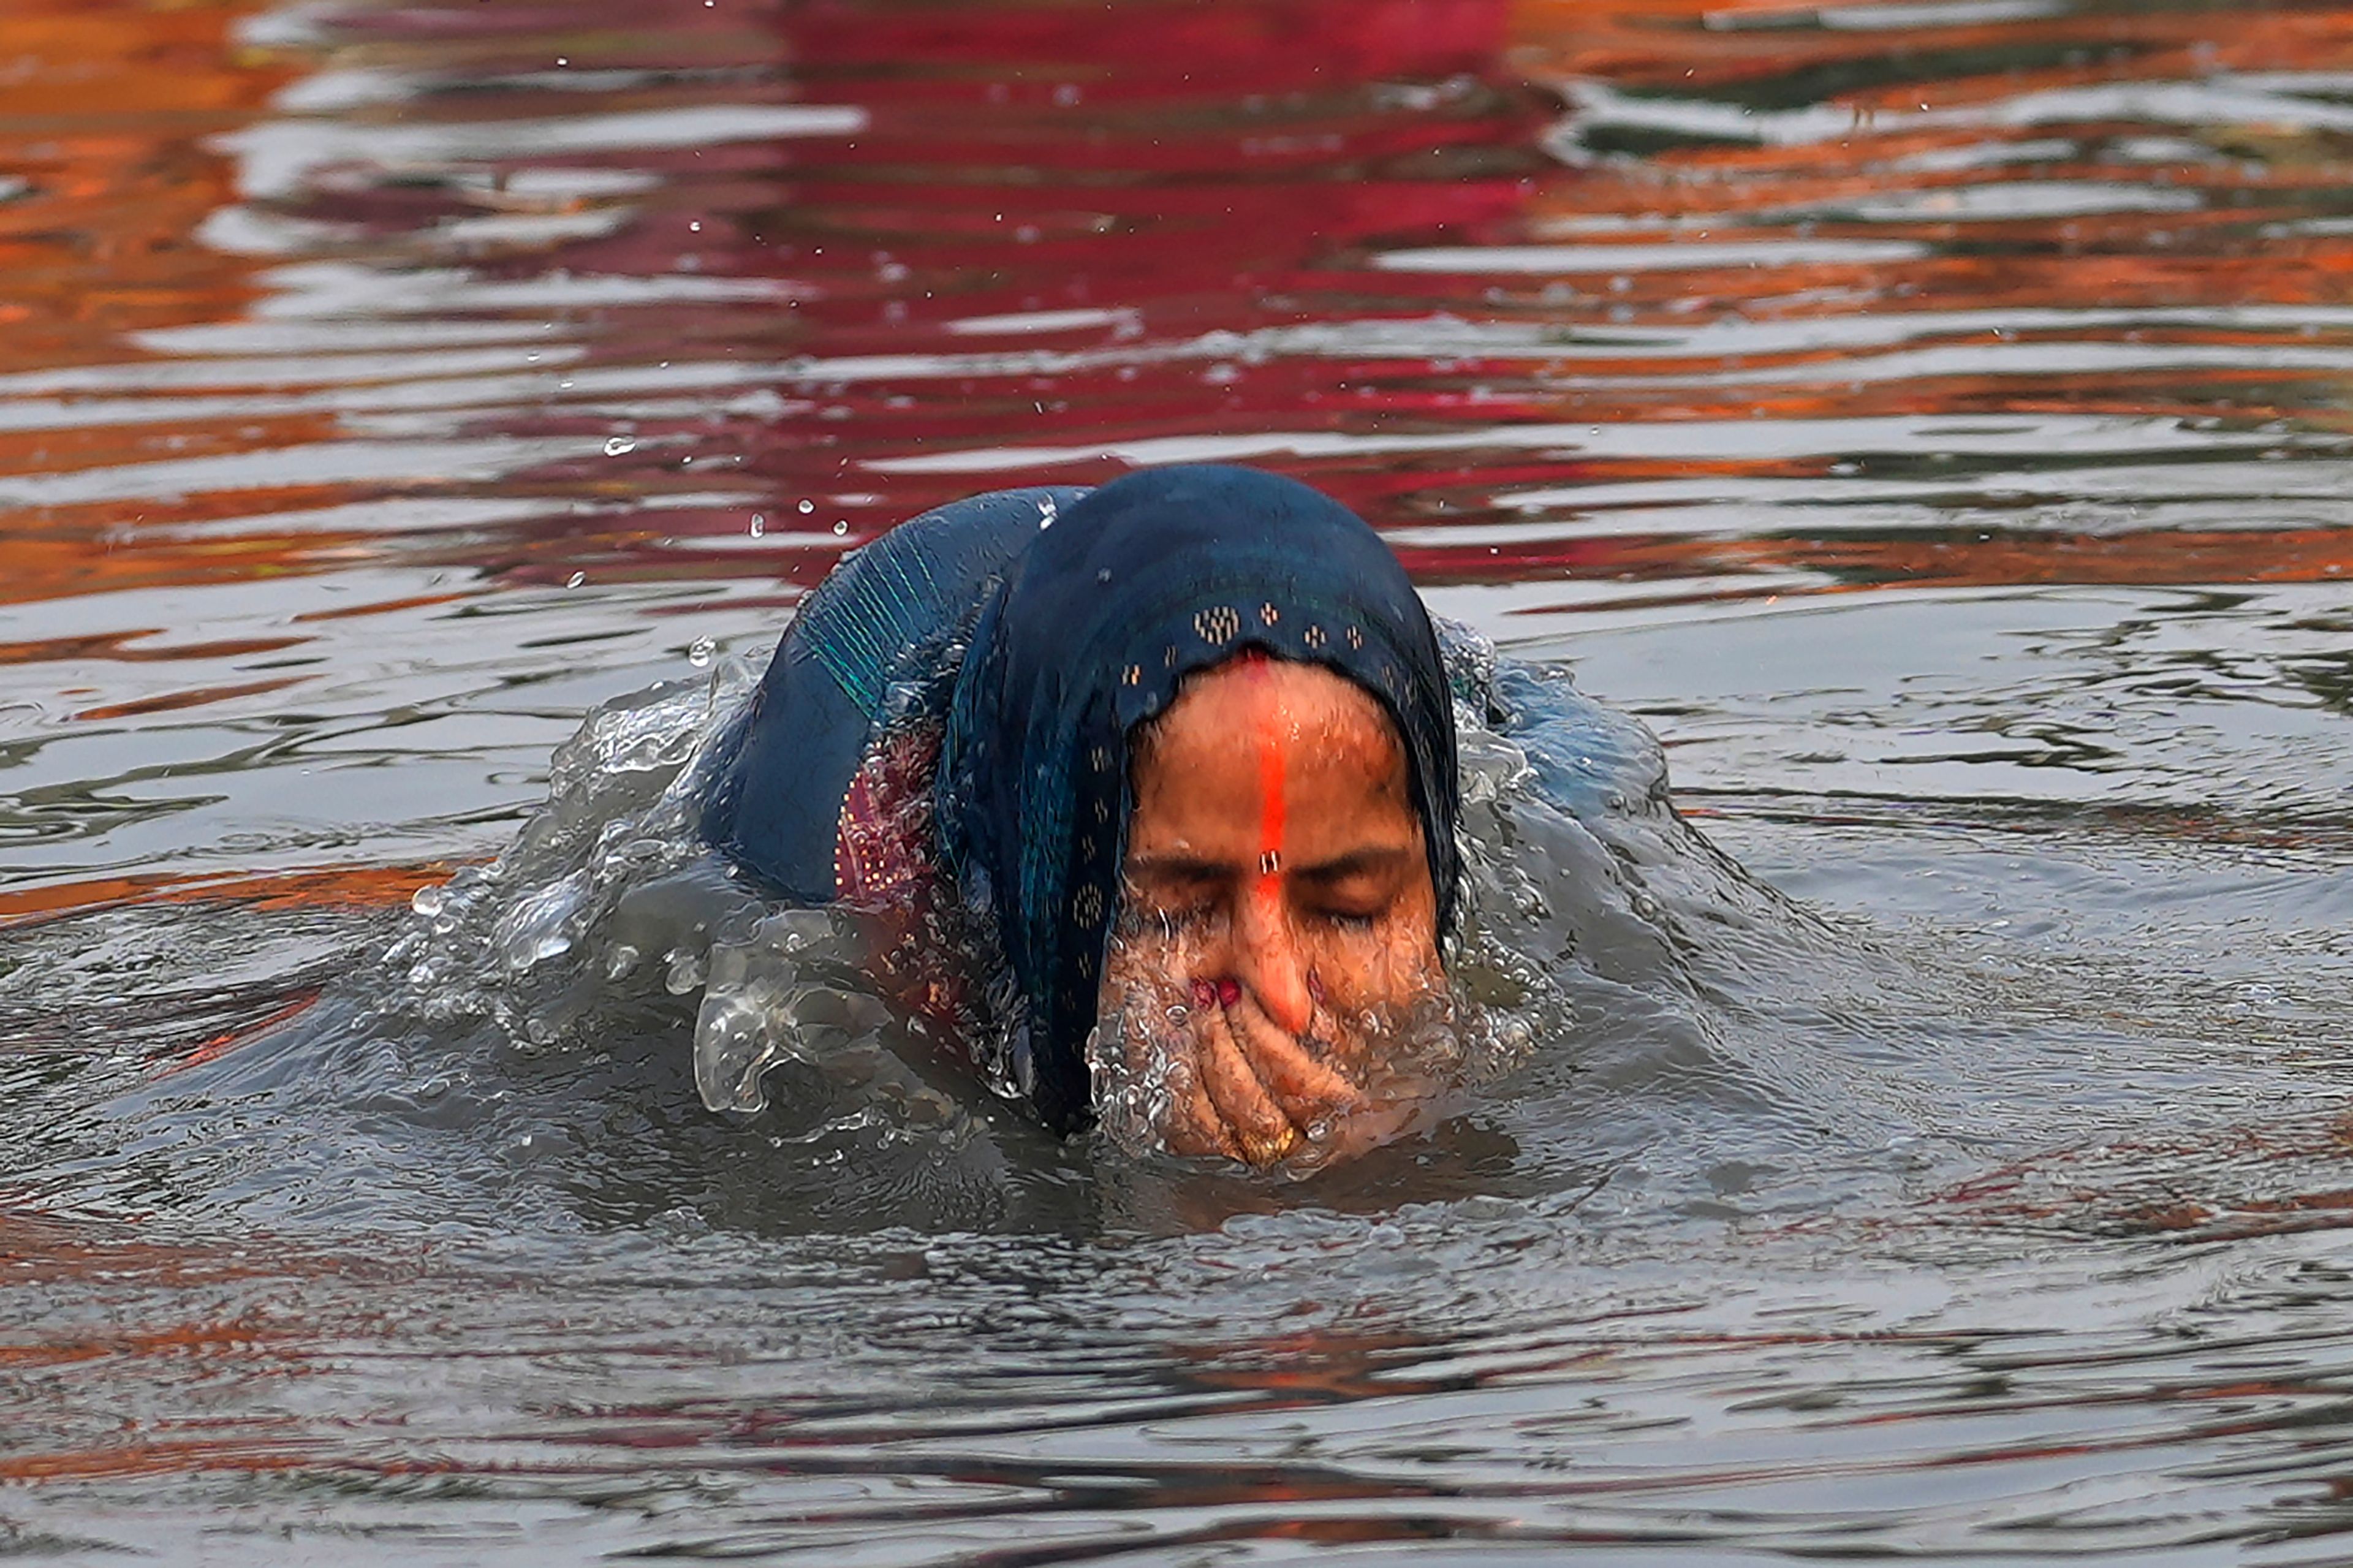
833,722,941,907
833,720,974,1044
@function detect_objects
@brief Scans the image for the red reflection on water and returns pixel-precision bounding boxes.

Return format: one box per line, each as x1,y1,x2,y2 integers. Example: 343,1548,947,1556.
9,0,2353,906
18,0,2353,618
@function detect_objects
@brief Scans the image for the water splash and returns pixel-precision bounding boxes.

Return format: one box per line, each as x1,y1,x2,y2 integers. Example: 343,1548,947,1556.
384,619,1776,1164
384,653,763,1049
692,908,889,1113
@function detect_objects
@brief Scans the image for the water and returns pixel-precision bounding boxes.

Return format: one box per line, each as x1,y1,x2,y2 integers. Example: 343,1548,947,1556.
7,0,2353,1559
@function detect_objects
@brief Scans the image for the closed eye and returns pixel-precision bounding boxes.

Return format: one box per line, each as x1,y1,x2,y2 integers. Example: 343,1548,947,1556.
1125,857,1232,928
1151,900,1216,935
1294,847,1414,923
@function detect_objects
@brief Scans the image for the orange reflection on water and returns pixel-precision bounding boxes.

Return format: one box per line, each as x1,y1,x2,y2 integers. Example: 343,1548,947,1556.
0,861,459,928
1513,0,2353,91
0,1,338,638
0,0,289,373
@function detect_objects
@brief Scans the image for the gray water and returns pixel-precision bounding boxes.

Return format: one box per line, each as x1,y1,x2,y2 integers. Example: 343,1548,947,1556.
7,0,2353,1560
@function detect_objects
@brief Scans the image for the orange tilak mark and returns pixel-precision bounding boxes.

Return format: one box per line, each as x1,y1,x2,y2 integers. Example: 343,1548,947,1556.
1243,651,1286,908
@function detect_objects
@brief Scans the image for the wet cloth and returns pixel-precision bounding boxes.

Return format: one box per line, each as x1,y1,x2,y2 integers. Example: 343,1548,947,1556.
703,464,1460,1136
699,485,1086,904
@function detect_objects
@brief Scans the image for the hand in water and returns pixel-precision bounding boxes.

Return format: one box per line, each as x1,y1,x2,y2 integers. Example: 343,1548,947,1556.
1093,964,1448,1170
1171,977,1358,1164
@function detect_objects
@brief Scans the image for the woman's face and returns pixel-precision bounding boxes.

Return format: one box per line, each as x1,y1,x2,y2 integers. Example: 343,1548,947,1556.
1094,652,1447,1167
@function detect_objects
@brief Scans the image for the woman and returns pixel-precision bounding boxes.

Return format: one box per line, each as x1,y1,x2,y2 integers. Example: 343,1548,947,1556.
699,464,1463,1167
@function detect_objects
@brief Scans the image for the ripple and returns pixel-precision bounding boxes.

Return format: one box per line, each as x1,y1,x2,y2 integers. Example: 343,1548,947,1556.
9,0,2353,1557
1375,237,1933,271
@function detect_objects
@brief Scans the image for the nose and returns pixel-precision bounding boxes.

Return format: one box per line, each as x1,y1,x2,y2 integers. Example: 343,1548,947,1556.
1232,885,1314,1036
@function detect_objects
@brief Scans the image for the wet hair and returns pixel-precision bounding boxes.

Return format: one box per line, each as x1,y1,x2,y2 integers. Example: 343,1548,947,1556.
941,463,1460,1135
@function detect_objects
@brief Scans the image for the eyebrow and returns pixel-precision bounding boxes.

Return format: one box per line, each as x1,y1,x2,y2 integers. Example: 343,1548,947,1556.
1290,847,1414,884
1126,846,1414,883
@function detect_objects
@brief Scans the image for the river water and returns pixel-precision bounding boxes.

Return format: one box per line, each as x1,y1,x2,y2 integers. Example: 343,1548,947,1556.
9,0,2353,1561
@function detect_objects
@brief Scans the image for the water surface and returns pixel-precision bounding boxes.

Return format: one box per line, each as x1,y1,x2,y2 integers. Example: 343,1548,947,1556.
7,0,2353,1560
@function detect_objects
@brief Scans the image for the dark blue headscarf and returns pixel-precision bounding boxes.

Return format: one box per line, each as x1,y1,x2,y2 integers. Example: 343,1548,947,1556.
704,485,1087,904
941,464,1460,1135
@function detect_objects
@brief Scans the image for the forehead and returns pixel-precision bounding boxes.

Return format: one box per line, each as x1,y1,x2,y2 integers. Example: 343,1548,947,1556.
1125,657,1419,866
1137,654,1401,760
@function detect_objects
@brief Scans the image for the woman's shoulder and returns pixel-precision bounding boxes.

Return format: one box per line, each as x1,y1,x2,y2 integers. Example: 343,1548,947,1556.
797,485,1091,722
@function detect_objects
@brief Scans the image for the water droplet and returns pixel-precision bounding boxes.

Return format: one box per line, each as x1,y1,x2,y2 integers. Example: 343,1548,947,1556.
687,636,716,667
832,520,849,536
797,499,814,514
566,571,586,588
603,436,637,457
410,885,447,918
1037,495,1059,529
749,513,766,537
689,221,703,232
